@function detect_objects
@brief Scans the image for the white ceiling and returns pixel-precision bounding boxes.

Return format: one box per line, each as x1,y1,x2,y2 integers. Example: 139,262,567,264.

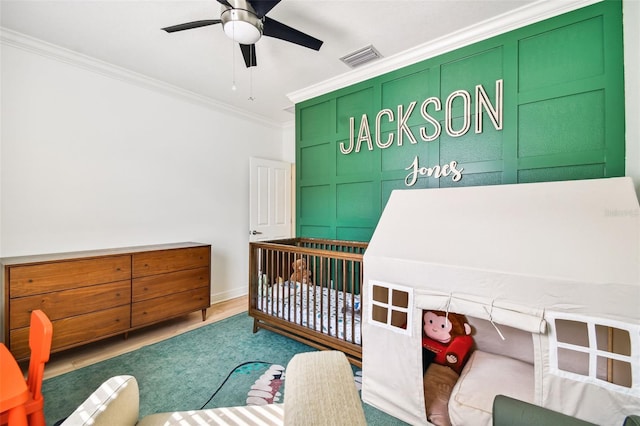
2,0,585,125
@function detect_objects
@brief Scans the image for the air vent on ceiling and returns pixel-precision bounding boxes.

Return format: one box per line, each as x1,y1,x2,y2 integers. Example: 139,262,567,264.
340,45,382,68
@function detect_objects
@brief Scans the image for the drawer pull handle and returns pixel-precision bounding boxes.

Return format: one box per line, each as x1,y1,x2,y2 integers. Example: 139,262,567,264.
28,279,33,283
116,293,120,297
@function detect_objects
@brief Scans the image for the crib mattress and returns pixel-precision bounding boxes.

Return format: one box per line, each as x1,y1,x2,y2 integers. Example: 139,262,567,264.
257,281,361,345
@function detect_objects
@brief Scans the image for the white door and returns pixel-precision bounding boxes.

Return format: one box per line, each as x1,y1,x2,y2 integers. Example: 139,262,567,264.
249,157,292,242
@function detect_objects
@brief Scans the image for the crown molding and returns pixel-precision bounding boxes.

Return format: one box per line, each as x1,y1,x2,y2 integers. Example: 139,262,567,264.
0,27,283,129
287,0,603,104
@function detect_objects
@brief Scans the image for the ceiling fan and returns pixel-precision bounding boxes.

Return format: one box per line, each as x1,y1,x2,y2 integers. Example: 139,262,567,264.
162,0,323,68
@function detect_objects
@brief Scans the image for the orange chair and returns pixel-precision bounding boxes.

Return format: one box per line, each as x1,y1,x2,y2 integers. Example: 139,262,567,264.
0,310,53,426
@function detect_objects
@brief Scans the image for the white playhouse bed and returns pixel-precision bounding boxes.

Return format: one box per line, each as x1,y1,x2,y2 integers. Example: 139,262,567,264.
362,177,640,426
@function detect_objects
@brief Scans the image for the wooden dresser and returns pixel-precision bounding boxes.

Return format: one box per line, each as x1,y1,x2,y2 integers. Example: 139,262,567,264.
1,242,211,360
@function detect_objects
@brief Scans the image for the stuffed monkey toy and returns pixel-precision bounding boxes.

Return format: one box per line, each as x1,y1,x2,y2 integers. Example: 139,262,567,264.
422,310,473,374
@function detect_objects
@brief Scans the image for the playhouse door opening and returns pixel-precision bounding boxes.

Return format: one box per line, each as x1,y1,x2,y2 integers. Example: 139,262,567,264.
421,309,479,426
421,312,537,426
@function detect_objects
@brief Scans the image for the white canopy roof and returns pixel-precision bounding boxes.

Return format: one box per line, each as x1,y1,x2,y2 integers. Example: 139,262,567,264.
365,177,640,322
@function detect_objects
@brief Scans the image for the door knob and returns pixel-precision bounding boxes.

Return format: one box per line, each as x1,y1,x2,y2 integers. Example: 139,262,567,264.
250,230,263,235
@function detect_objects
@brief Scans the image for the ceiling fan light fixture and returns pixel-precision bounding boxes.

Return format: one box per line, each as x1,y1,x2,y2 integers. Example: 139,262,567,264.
223,19,261,44
221,5,263,45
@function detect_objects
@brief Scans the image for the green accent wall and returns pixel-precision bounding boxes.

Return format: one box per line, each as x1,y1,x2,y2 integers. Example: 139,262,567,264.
295,0,625,241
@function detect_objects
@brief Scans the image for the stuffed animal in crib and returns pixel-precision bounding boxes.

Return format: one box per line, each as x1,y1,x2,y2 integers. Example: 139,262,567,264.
289,258,312,285
422,310,473,374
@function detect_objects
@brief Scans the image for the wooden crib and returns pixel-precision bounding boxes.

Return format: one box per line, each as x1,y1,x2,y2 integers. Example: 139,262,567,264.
249,238,367,366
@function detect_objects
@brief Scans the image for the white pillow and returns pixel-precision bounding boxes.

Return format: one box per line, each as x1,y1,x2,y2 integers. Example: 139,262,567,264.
448,350,534,426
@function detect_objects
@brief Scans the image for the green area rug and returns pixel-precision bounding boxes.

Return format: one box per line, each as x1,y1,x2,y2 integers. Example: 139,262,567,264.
43,312,408,425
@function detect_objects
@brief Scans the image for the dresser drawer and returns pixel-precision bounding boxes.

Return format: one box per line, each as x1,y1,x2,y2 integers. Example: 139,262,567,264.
9,280,131,329
10,304,131,360
132,267,209,302
8,256,131,298
131,287,210,327
132,247,210,278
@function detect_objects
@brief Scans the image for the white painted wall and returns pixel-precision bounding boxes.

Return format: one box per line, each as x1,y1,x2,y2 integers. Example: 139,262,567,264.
281,122,295,164
0,42,285,303
281,122,296,234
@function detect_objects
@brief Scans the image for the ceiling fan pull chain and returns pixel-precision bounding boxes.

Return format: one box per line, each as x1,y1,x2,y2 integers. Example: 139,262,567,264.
248,48,255,101
231,23,237,91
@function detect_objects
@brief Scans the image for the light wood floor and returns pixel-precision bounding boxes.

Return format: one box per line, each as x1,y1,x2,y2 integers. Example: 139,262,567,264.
39,296,247,380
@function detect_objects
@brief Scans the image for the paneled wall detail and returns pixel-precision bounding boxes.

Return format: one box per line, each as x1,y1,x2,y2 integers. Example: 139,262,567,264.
296,1,624,241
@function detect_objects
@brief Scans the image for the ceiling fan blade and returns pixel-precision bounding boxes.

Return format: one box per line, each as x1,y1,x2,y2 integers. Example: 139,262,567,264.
247,0,281,18
262,17,323,51
162,20,221,33
239,44,257,68
216,0,233,7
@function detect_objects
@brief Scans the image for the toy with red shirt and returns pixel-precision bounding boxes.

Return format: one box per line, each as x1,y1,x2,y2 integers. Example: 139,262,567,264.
422,310,474,374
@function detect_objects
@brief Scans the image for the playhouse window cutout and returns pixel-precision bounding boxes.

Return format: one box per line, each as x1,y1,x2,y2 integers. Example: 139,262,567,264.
550,314,637,392
557,348,589,376
555,319,589,347
595,324,631,355
369,281,412,335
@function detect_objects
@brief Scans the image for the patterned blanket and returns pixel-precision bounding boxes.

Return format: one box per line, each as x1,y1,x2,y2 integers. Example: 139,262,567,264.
257,281,361,344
